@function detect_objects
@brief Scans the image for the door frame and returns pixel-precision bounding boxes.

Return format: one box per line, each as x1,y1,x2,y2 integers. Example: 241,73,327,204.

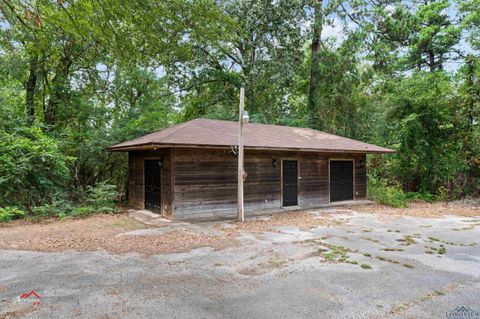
281,158,299,207
143,157,163,213
328,158,355,203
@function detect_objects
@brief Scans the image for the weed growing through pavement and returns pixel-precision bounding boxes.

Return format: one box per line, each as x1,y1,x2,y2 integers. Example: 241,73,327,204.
452,224,479,231
381,248,404,252
427,236,477,247
396,235,416,246
375,256,401,265
306,241,375,271
362,237,380,243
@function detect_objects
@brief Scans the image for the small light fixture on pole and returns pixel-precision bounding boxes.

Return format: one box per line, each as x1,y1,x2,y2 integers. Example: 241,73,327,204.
238,87,247,222
242,110,249,123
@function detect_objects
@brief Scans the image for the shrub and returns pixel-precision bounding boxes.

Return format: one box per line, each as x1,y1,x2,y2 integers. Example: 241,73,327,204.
405,191,436,203
31,196,74,218
368,177,409,208
0,127,73,208
72,206,97,217
5,182,120,221
436,186,449,202
85,182,119,213
0,207,26,222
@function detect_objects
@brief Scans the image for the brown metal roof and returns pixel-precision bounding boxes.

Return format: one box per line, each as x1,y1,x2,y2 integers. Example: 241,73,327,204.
108,118,394,153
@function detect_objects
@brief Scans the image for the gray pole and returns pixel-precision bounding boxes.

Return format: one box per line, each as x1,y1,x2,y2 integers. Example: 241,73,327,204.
238,87,245,222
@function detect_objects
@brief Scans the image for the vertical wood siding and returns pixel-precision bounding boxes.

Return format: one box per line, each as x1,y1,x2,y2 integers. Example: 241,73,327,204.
128,152,144,209
170,148,367,219
298,153,329,206
354,154,367,199
127,147,367,219
173,148,238,217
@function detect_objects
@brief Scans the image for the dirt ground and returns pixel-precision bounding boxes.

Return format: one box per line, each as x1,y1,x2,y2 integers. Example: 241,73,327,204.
0,214,237,255
216,211,345,234
0,210,346,255
0,201,479,255
352,200,480,217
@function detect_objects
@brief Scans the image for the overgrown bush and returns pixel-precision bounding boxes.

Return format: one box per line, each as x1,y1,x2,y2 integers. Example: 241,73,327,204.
85,182,119,213
72,206,97,217
0,126,73,208
405,191,437,203
31,196,75,219
368,177,409,208
1,182,120,222
0,207,26,222
368,175,451,207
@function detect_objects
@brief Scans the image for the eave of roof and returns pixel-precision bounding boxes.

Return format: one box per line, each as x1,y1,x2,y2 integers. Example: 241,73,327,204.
107,118,395,154
108,143,395,154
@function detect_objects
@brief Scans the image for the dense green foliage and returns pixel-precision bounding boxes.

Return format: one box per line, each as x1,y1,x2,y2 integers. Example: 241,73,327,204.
0,206,26,222
367,177,409,208
0,0,478,219
0,126,71,207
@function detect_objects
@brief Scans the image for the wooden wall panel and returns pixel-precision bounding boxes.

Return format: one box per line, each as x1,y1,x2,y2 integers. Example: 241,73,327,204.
172,148,369,219
174,148,293,218
128,152,144,209
128,147,368,219
354,154,367,199
173,148,239,218
298,154,329,206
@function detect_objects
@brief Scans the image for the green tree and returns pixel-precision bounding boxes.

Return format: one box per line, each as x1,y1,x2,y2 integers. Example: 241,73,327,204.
0,125,72,209
459,0,480,50
403,0,461,72
177,0,308,122
387,72,465,193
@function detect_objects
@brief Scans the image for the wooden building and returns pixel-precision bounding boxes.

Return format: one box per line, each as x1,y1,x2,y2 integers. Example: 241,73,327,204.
108,119,394,220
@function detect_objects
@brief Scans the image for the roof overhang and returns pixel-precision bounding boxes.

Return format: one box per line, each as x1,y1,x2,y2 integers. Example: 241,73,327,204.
107,143,396,154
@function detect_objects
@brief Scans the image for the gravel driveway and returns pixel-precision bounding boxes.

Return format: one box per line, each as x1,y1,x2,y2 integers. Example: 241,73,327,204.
1,209,479,318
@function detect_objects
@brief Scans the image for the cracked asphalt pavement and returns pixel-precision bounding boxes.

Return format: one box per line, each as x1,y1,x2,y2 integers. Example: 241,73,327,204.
1,210,479,318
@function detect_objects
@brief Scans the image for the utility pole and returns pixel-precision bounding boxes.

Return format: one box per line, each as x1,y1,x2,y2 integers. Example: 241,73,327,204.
238,87,248,222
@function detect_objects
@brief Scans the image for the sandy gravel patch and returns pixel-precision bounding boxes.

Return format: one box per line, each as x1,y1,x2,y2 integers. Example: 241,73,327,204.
352,201,480,218
217,211,345,234
0,214,237,255
0,213,146,235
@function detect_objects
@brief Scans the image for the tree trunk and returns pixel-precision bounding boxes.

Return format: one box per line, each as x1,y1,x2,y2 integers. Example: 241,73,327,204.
463,55,477,167
308,0,323,129
45,55,71,127
25,53,38,124
465,56,475,129
428,49,435,72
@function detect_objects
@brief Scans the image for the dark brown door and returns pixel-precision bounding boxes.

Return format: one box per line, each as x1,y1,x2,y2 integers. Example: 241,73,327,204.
330,160,354,202
144,160,161,211
282,160,298,206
